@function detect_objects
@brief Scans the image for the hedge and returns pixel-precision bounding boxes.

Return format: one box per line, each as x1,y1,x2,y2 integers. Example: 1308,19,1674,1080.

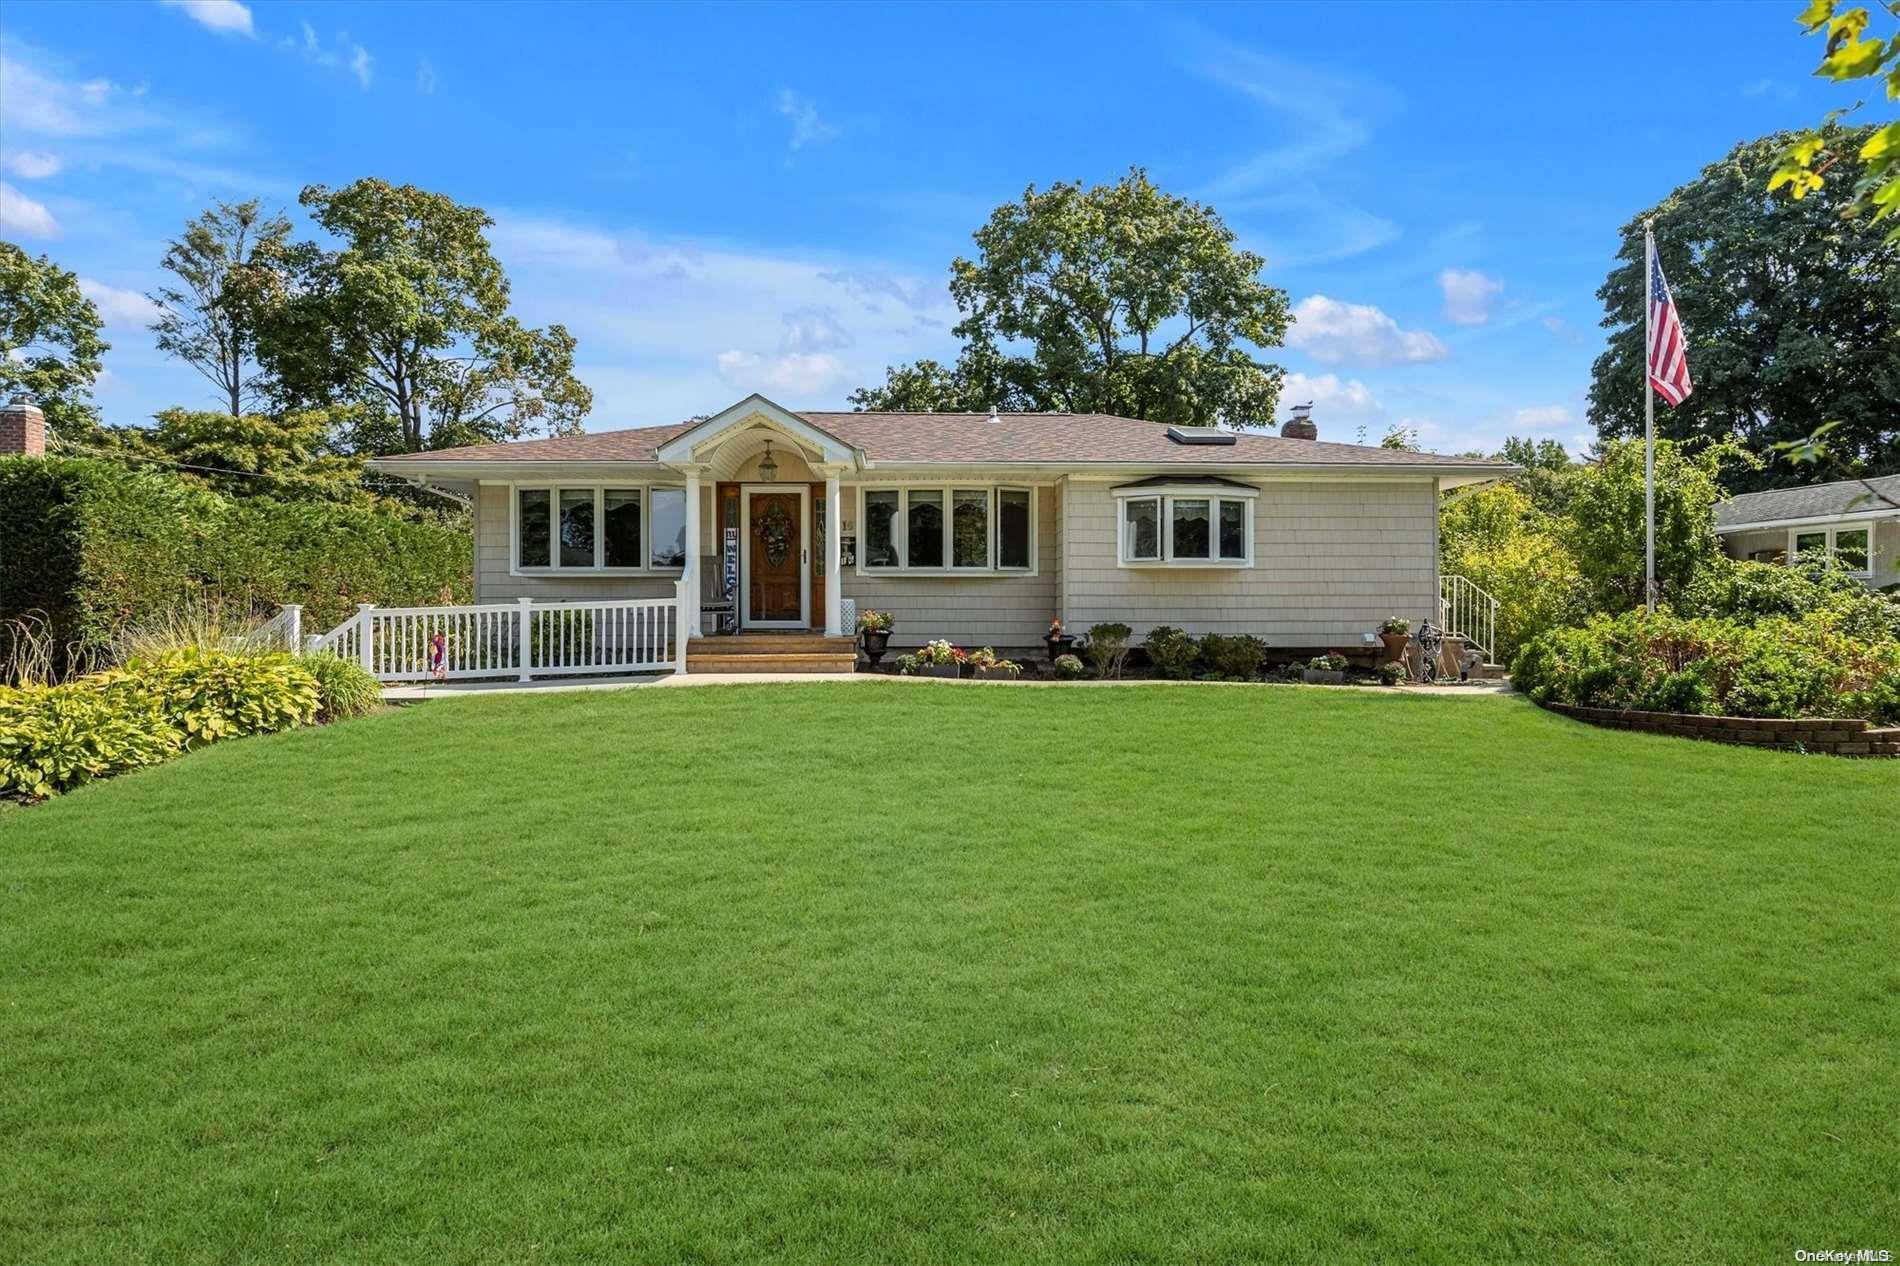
0,456,470,676
1511,608,1900,725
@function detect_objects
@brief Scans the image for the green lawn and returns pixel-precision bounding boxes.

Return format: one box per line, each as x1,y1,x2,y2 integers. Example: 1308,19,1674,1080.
3,683,1895,1262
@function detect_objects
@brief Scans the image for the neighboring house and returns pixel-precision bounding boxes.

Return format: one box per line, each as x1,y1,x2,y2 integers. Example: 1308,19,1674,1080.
363,394,1511,674
1715,475,1900,590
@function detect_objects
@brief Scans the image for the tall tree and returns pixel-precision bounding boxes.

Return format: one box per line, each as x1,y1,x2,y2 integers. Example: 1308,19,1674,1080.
0,241,108,444
1562,438,1745,610
1587,129,1900,492
257,180,591,453
149,200,293,417
850,168,1289,426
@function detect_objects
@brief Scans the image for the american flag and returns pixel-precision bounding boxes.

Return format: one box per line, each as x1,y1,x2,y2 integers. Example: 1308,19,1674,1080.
1647,253,1693,406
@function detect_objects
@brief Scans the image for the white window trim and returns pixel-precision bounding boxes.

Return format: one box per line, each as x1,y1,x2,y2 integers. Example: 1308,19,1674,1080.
509,482,688,576
1789,520,1875,578
854,485,1039,577
1113,485,1256,568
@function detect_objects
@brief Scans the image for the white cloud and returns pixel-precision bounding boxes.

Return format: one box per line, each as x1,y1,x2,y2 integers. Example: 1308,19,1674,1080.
715,349,850,397
781,306,852,354
79,278,163,327
2,150,62,179
161,0,255,37
416,59,438,95
1286,295,1447,366
1439,268,1504,325
1541,314,1584,345
776,89,839,153
0,181,59,237
1512,405,1570,430
1277,372,1383,425
1741,77,1795,100
288,23,374,89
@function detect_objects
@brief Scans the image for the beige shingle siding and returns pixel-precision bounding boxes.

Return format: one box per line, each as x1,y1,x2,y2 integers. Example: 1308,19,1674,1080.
1722,518,1900,587
841,485,1058,648
472,484,678,604
1061,478,1439,645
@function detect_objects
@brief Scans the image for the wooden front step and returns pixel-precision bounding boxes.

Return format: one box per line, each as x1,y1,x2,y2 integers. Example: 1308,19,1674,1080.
688,635,855,654
685,651,857,675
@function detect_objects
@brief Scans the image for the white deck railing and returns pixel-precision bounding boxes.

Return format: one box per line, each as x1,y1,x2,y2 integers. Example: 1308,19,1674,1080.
304,594,683,682
1440,574,1499,664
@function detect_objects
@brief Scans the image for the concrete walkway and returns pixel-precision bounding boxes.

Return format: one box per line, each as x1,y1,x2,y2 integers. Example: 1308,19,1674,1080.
384,674,1512,700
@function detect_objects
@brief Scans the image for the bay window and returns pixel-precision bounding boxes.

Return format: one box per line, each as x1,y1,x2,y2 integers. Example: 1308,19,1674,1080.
513,484,686,573
1114,483,1255,567
858,485,1037,574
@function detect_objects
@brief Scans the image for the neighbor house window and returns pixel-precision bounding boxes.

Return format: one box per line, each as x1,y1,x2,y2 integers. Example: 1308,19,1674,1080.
1114,485,1255,567
514,485,686,572
856,486,1037,574
1789,521,1876,578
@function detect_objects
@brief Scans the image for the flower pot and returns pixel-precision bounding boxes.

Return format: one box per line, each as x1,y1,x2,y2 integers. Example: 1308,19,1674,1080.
860,628,891,668
1302,668,1346,685
1044,633,1076,663
1379,631,1410,661
919,664,960,679
973,667,1019,681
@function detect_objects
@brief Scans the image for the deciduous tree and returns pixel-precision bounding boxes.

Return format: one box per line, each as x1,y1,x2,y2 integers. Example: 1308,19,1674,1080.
0,242,107,444
150,200,293,417
257,180,591,453
851,168,1289,426
1586,130,1900,491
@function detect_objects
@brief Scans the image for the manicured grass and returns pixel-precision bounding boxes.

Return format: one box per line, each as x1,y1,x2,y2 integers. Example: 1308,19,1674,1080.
3,683,1895,1262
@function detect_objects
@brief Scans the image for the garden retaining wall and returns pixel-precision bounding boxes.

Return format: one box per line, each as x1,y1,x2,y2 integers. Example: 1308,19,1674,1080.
1543,703,1900,757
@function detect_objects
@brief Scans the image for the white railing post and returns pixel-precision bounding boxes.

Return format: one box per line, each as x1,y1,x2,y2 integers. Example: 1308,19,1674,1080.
673,579,691,674
516,597,533,682
283,604,302,654
356,603,375,674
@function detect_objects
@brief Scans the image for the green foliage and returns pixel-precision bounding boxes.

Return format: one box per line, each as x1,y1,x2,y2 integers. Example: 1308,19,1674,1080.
138,406,371,501
1378,661,1410,685
855,609,893,633
0,681,177,798
1561,438,1739,609
892,653,921,676
1378,616,1411,635
1199,634,1266,680
1768,1,1900,242
1512,608,1900,723
150,198,294,415
1439,484,1590,663
851,168,1290,427
1588,129,1900,488
301,653,383,720
1142,625,1200,678
1083,622,1133,677
257,179,592,453
1052,653,1086,679
1497,436,1577,515
1680,555,1900,641
0,456,470,676
0,241,107,444
1307,652,1348,672
95,647,319,748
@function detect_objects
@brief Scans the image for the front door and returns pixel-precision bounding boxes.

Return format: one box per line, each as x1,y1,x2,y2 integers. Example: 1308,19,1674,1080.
744,489,806,626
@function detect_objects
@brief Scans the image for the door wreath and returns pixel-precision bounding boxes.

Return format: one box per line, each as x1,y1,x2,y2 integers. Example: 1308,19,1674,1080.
757,500,795,567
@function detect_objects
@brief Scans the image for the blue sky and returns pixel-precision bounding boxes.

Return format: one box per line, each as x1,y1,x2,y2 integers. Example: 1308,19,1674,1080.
0,0,1850,455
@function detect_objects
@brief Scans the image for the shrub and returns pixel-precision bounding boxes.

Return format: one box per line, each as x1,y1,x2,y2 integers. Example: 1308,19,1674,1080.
0,456,470,678
916,639,964,668
1053,653,1087,679
1199,634,1266,680
1084,623,1133,677
966,647,1021,677
1680,557,1900,643
0,683,178,799
95,648,320,748
892,653,921,676
1378,661,1410,685
1511,608,1900,724
1143,626,1200,678
1307,652,1347,672
302,654,383,720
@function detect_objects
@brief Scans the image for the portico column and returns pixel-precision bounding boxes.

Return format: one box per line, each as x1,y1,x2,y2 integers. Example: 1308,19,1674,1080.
685,469,702,637
825,473,843,637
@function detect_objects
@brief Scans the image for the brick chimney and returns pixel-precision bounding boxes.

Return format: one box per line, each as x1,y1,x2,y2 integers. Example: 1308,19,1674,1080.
0,396,46,457
1280,402,1317,441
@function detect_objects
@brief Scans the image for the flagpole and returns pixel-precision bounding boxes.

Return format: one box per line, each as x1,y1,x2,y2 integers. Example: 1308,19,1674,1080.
1643,221,1656,613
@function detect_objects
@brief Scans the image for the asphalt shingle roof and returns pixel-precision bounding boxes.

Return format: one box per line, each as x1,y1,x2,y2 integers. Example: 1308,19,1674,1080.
1715,475,1900,530
397,411,1512,470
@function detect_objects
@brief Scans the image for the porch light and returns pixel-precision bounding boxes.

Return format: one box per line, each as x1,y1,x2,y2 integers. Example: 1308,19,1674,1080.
758,439,778,482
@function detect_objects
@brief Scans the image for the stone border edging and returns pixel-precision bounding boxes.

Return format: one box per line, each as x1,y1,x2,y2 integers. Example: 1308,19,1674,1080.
1542,701,1899,757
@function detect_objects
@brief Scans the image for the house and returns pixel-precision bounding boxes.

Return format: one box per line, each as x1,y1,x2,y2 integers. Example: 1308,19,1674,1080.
362,394,1512,675
1715,475,1900,589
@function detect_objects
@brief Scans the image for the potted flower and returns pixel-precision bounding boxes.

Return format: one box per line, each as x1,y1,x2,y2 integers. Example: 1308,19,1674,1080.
857,609,894,667
1052,653,1087,680
915,638,966,679
1377,660,1410,687
1302,652,1348,685
1044,616,1075,664
1377,616,1411,663
967,647,1022,680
